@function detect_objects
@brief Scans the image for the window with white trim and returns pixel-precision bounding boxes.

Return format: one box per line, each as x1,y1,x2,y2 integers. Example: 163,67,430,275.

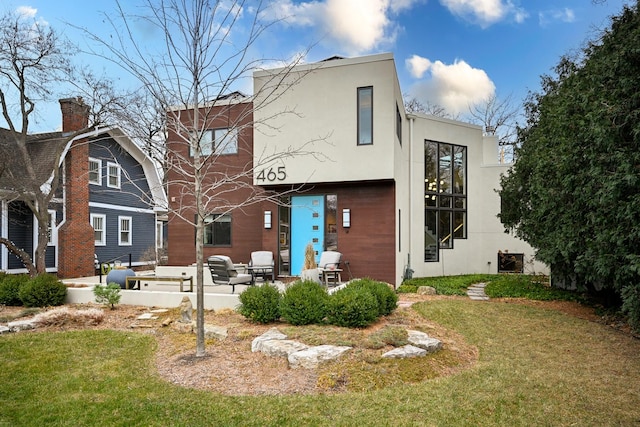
107,162,121,188
156,221,164,248
119,216,132,246
88,158,101,185
91,213,106,246
47,210,56,246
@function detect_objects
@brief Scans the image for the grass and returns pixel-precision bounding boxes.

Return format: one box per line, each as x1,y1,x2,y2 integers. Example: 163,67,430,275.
2,291,640,425
401,274,586,302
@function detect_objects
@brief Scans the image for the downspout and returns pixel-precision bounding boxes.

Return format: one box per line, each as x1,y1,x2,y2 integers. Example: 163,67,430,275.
403,116,416,281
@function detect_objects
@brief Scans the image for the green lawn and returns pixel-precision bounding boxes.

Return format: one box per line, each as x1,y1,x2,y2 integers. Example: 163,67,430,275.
1,299,639,426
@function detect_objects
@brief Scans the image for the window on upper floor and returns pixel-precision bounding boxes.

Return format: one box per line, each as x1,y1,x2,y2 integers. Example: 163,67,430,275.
88,158,101,185
119,216,132,246
424,140,467,262
203,213,231,246
190,128,238,157
357,86,373,145
396,103,402,144
107,162,121,189
91,213,106,246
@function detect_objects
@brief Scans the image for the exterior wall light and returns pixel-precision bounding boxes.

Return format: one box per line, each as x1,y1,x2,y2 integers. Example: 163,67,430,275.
342,208,351,228
264,210,272,229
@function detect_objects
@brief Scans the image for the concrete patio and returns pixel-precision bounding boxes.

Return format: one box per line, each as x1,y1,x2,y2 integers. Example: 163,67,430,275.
63,265,288,311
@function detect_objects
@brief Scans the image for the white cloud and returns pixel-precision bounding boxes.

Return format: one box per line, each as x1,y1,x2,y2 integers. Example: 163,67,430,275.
439,0,526,27
16,6,37,18
406,55,495,115
539,8,575,27
406,55,432,78
264,0,422,54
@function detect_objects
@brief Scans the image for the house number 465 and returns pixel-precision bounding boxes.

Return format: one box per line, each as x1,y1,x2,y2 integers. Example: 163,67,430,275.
256,166,287,182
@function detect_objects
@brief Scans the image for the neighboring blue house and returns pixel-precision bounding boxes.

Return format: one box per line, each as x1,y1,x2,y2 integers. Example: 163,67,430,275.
0,98,167,277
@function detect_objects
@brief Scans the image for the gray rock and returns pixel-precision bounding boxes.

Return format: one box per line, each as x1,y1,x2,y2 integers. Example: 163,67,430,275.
259,339,308,357
288,345,352,369
417,286,437,295
251,327,287,352
407,330,443,353
7,319,36,332
382,344,427,359
0,325,10,334
204,324,227,340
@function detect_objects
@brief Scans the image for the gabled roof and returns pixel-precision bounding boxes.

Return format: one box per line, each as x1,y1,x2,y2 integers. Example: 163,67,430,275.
0,126,167,212
0,128,69,195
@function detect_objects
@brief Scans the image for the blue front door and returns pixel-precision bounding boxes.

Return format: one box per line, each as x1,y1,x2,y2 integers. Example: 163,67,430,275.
290,195,324,275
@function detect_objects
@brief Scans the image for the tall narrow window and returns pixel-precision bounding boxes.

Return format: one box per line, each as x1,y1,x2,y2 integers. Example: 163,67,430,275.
357,86,373,145
88,158,101,185
424,140,467,262
47,211,56,246
107,162,121,189
91,213,106,246
396,103,402,144
119,216,132,246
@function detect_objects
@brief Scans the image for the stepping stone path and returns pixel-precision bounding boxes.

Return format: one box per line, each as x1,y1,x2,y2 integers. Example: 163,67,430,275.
252,327,443,368
467,282,489,301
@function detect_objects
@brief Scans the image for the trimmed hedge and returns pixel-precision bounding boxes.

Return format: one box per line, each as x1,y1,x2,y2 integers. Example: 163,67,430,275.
18,274,67,307
326,285,379,328
0,274,30,306
347,278,398,316
237,284,282,324
280,280,329,325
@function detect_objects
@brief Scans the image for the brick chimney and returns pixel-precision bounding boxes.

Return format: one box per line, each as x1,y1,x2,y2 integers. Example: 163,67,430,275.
57,97,95,279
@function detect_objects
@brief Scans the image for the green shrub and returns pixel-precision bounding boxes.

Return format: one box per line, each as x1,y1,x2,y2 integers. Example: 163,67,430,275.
93,283,122,310
237,284,281,324
396,283,418,293
280,280,329,325
326,285,379,328
18,274,67,307
348,278,398,316
0,274,30,306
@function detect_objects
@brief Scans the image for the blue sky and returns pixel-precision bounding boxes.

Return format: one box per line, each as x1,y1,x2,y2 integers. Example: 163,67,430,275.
5,0,632,132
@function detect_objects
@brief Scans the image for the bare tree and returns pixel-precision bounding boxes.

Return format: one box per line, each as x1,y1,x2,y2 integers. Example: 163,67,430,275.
80,0,321,357
0,10,92,275
467,93,521,162
403,94,459,119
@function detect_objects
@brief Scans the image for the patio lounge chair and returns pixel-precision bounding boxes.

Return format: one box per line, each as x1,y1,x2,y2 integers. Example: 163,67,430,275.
248,251,275,283
207,255,253,294
317,251,342,286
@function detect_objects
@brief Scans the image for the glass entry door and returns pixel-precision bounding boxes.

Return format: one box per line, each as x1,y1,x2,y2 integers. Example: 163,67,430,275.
290,195,325,275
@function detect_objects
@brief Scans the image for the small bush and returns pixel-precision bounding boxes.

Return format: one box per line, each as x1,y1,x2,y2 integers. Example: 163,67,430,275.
280,280,329,325
396,283,418,293
237,284,281,324
326,285,379,328
348,278,398,316
0,274,30,306
93,283,122,309
18,274,67,308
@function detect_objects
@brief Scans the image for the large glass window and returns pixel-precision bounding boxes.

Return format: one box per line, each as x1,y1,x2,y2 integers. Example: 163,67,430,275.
357,87,373,145
190,128,238,156
203,213,231,246
424,140,467,262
